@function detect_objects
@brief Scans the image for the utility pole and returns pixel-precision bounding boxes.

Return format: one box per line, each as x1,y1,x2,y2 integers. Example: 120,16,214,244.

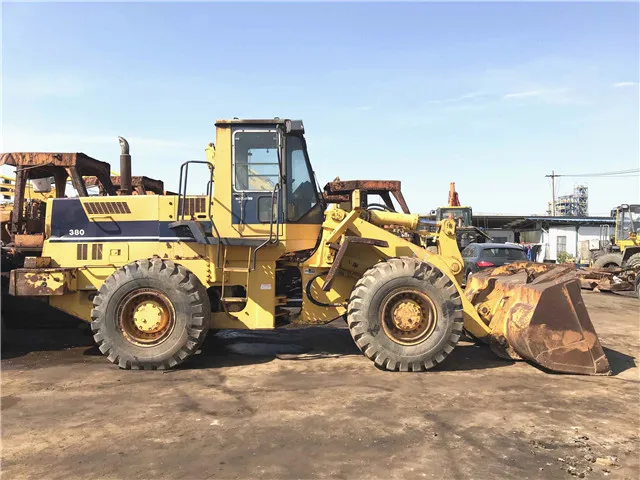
545,170,557,216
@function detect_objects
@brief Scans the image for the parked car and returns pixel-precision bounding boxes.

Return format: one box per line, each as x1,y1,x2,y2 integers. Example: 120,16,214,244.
461,243,528,283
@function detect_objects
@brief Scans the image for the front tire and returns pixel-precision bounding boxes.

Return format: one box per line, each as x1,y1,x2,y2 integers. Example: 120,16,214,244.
91,259,210,370
347,258,464,372
593,253,623,269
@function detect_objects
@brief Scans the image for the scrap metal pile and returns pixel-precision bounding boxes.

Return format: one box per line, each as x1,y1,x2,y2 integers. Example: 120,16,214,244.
577,264,640,295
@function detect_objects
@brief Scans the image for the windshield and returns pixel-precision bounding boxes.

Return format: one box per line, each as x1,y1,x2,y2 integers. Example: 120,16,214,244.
617,205,640,240
481,248,527,261
438,207,472,226
286,135,320,222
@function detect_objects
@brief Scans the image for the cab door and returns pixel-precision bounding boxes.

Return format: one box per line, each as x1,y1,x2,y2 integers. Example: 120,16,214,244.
281,134,324,252
231,128,282,237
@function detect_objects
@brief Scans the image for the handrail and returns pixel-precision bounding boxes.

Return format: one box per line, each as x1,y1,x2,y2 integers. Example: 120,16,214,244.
252,183,280,270
206,178,221,264
271,182,282,245
176,160,221,262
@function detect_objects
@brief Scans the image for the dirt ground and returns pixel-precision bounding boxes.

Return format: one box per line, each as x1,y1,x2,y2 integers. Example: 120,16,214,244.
1,291,639,480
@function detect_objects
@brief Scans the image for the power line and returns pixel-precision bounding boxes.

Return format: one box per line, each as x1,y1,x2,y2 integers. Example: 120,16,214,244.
555,168,639,178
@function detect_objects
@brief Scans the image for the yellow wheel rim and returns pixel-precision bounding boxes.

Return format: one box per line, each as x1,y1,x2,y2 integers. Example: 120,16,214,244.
117,289,175,346
381,288,437,346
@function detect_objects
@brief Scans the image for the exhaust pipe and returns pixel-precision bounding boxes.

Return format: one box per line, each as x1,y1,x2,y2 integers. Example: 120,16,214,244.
118,136,132,195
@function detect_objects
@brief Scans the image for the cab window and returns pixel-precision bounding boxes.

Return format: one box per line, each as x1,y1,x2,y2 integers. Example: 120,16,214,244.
233,130,280,191
286,135,319,222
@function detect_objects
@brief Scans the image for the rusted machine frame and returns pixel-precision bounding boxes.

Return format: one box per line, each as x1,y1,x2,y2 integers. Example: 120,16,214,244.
0,152,117,238
84,175,165,195
323,180,411,214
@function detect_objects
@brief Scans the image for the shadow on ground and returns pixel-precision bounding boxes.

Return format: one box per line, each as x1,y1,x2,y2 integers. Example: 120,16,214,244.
603,346,636,376
1,326,93,360
4,309,631,376
2,320,517,373
179,323,516,372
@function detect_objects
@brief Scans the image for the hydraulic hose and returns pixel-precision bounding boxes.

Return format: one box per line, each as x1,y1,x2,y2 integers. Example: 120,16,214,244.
304,271,345,308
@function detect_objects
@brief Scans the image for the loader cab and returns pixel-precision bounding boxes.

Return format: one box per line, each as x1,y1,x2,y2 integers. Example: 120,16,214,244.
614,204,640,244
435,206,473,227
207,118,324,253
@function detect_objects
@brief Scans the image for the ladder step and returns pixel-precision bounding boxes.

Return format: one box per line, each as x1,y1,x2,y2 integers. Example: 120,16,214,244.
221,297,247,303
223,267,251,273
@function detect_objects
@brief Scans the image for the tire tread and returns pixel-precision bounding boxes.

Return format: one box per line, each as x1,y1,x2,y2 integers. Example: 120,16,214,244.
90,258,210,370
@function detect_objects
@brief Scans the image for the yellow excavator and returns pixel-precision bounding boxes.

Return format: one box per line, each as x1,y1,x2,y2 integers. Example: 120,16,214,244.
3,118,609,375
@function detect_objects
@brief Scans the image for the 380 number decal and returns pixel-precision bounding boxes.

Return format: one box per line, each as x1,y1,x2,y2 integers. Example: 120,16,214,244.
68,229,85,236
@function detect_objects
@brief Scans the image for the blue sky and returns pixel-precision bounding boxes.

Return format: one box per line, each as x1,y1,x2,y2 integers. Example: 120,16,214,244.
2,1,638,216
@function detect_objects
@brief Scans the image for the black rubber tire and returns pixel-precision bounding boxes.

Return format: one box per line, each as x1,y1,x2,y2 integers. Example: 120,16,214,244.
593,253,623,269
624,252,640,268
91,258,211,370
346,257,464,372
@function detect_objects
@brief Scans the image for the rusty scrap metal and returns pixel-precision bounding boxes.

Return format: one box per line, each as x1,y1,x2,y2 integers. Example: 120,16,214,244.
9,268,76,296
465,261,611,375
577,265,639,293
14,234,45,249
23,256,52,269
85,176,165,195
0,152,115,189
323,180,411,214
0,150,121,248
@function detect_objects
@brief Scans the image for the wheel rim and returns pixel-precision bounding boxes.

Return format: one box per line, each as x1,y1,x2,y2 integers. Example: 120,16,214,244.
117,288,175,346
380,288,437,345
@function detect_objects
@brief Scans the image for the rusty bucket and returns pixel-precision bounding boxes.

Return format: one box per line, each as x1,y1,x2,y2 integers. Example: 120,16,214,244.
465,262,611,375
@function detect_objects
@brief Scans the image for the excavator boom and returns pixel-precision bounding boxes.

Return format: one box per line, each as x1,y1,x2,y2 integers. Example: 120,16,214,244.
448,182,461,207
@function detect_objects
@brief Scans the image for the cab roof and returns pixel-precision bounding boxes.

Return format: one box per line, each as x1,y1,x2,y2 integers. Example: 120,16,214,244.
215,118,296,126
214,118,305,134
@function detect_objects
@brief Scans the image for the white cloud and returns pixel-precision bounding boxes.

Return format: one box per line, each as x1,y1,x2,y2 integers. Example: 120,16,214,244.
613,82,638,88
503,90,544,100
354,105,373,111
500,88,587,106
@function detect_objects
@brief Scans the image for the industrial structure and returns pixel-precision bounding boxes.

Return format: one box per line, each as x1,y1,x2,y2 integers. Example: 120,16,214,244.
547,184,589,217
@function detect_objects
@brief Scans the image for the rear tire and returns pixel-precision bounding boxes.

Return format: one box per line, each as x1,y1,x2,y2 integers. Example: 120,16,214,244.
624,252,640,268
91,258,210,370
346,257,464,372
593,253,623,269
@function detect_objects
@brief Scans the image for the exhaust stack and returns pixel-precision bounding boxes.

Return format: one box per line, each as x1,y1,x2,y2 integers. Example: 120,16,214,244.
118,136,132,195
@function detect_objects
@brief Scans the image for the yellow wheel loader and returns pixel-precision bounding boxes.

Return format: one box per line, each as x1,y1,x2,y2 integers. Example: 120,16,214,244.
592,204,640,269
5,118,610,374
